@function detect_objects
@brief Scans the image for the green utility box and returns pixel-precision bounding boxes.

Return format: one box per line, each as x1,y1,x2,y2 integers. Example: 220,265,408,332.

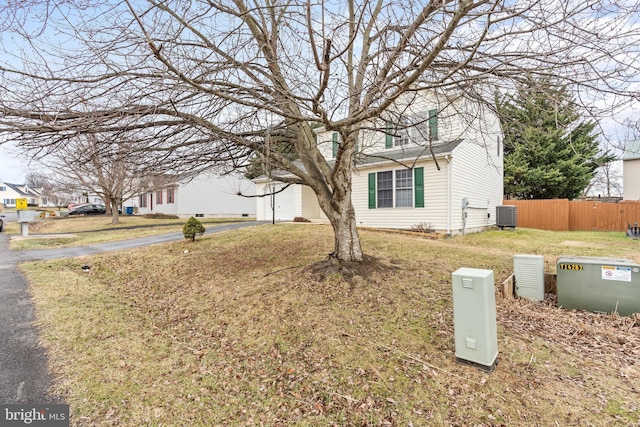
557,256,640,316
452,268,498,371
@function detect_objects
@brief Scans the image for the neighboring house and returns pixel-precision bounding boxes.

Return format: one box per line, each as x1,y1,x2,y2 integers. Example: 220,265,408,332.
622,140,640,201
66,192,104,206
130,172,256,218
0,182,45,207
254,91,504,235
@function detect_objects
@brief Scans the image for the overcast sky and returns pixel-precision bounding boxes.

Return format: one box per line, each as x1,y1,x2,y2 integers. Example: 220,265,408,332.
0,1,637,187
0,141,34,184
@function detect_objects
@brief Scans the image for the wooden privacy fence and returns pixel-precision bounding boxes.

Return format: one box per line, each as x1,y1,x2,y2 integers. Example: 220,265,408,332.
502,199,640,232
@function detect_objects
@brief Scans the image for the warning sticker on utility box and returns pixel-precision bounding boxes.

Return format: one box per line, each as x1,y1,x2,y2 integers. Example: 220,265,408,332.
601,266,632,282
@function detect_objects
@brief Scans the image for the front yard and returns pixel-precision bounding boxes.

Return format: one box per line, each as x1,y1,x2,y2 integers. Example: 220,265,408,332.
21,224,640,426
7,215,253,249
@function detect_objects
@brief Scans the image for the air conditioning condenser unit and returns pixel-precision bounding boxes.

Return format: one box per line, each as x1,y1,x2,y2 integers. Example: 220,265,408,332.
496,205,517,230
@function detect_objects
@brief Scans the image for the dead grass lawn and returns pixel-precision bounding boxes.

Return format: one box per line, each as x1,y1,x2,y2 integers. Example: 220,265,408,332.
9,216,251,249
22,225,640,426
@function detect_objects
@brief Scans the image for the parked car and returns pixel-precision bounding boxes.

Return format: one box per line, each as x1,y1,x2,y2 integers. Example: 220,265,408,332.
68,202,89,210
0,215,4,232
68,203,106,215
96,204,122,214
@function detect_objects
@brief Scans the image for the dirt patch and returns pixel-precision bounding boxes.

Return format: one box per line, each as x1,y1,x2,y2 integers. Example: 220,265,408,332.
302,254,400,281
499,294,640,377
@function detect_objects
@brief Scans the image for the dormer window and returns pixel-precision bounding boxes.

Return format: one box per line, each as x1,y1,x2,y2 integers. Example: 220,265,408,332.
395,127,409,147
385,109,438,148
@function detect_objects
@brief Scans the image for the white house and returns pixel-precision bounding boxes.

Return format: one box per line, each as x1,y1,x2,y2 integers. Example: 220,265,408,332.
0,182,44,207
130,172,256,218
254,91,504,235
622,140,640,201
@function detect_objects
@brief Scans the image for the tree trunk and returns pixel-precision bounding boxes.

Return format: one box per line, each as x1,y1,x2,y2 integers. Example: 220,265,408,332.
313,132,364,263
109,197,120,225
328,198,364,262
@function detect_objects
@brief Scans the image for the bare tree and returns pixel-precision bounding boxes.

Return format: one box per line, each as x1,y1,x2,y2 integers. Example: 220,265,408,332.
584,161,623,199
40,133,192,224
24,170,65,209
1,0,639,263
45,184,75,209
24,171,49,188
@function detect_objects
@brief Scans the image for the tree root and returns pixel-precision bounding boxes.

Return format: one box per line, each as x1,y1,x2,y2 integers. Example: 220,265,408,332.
302,254,396,281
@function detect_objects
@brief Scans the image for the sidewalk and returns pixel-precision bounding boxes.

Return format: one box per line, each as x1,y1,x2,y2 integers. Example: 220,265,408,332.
0,221,266,403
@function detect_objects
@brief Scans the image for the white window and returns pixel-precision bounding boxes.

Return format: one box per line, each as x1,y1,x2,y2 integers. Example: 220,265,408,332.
395,169,413,207
375,169,413,208
377,171,394,208
395,118,410,147
387,110,438,147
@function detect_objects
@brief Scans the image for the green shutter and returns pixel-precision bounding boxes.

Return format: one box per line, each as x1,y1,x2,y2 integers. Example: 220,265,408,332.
332,132,338,158
368,172,376,209
414,167,424,208
385,121,393,148
429,109,438,140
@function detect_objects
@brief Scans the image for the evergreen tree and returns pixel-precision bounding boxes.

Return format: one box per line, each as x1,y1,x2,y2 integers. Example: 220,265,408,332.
499,80,613,199
183,217,206,242
244,138,298,180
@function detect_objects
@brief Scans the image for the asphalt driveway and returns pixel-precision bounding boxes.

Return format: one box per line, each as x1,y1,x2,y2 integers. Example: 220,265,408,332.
0,221,266,404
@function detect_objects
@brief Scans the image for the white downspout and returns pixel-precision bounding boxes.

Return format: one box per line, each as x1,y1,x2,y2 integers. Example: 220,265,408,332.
446,155,452,236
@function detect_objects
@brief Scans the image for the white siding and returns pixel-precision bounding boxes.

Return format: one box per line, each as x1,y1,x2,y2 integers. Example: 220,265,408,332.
300,185,328,221
623,159,640,200
255,182,298,221
134,173,255,218
255,182,266,220
261,91,503,234
176,174,254,217
315,91,472,161
353,159,450,231
153,191,178,216
449,103,503,234
255,182,327,222
352,99,503,234
0,184,25,207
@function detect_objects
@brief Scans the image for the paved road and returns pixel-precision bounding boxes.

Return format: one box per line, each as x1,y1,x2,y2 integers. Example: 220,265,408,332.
0,232,55,404
0,221,267,404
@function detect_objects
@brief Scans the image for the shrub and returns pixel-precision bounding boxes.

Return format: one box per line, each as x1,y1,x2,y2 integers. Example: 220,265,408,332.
183,216,206,241
410,222,434,233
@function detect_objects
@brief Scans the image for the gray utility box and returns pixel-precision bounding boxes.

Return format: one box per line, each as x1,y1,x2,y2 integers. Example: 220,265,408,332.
557,256,640,316
17,209,37,223
452,268,498,371
514,254,545,302
16,209,37,238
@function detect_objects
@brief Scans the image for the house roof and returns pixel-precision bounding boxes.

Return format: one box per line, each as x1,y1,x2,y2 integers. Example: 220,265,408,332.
357,139,464,167
252,139,464,182
0,182,44,198
1,182,29,196
622,140,640,160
